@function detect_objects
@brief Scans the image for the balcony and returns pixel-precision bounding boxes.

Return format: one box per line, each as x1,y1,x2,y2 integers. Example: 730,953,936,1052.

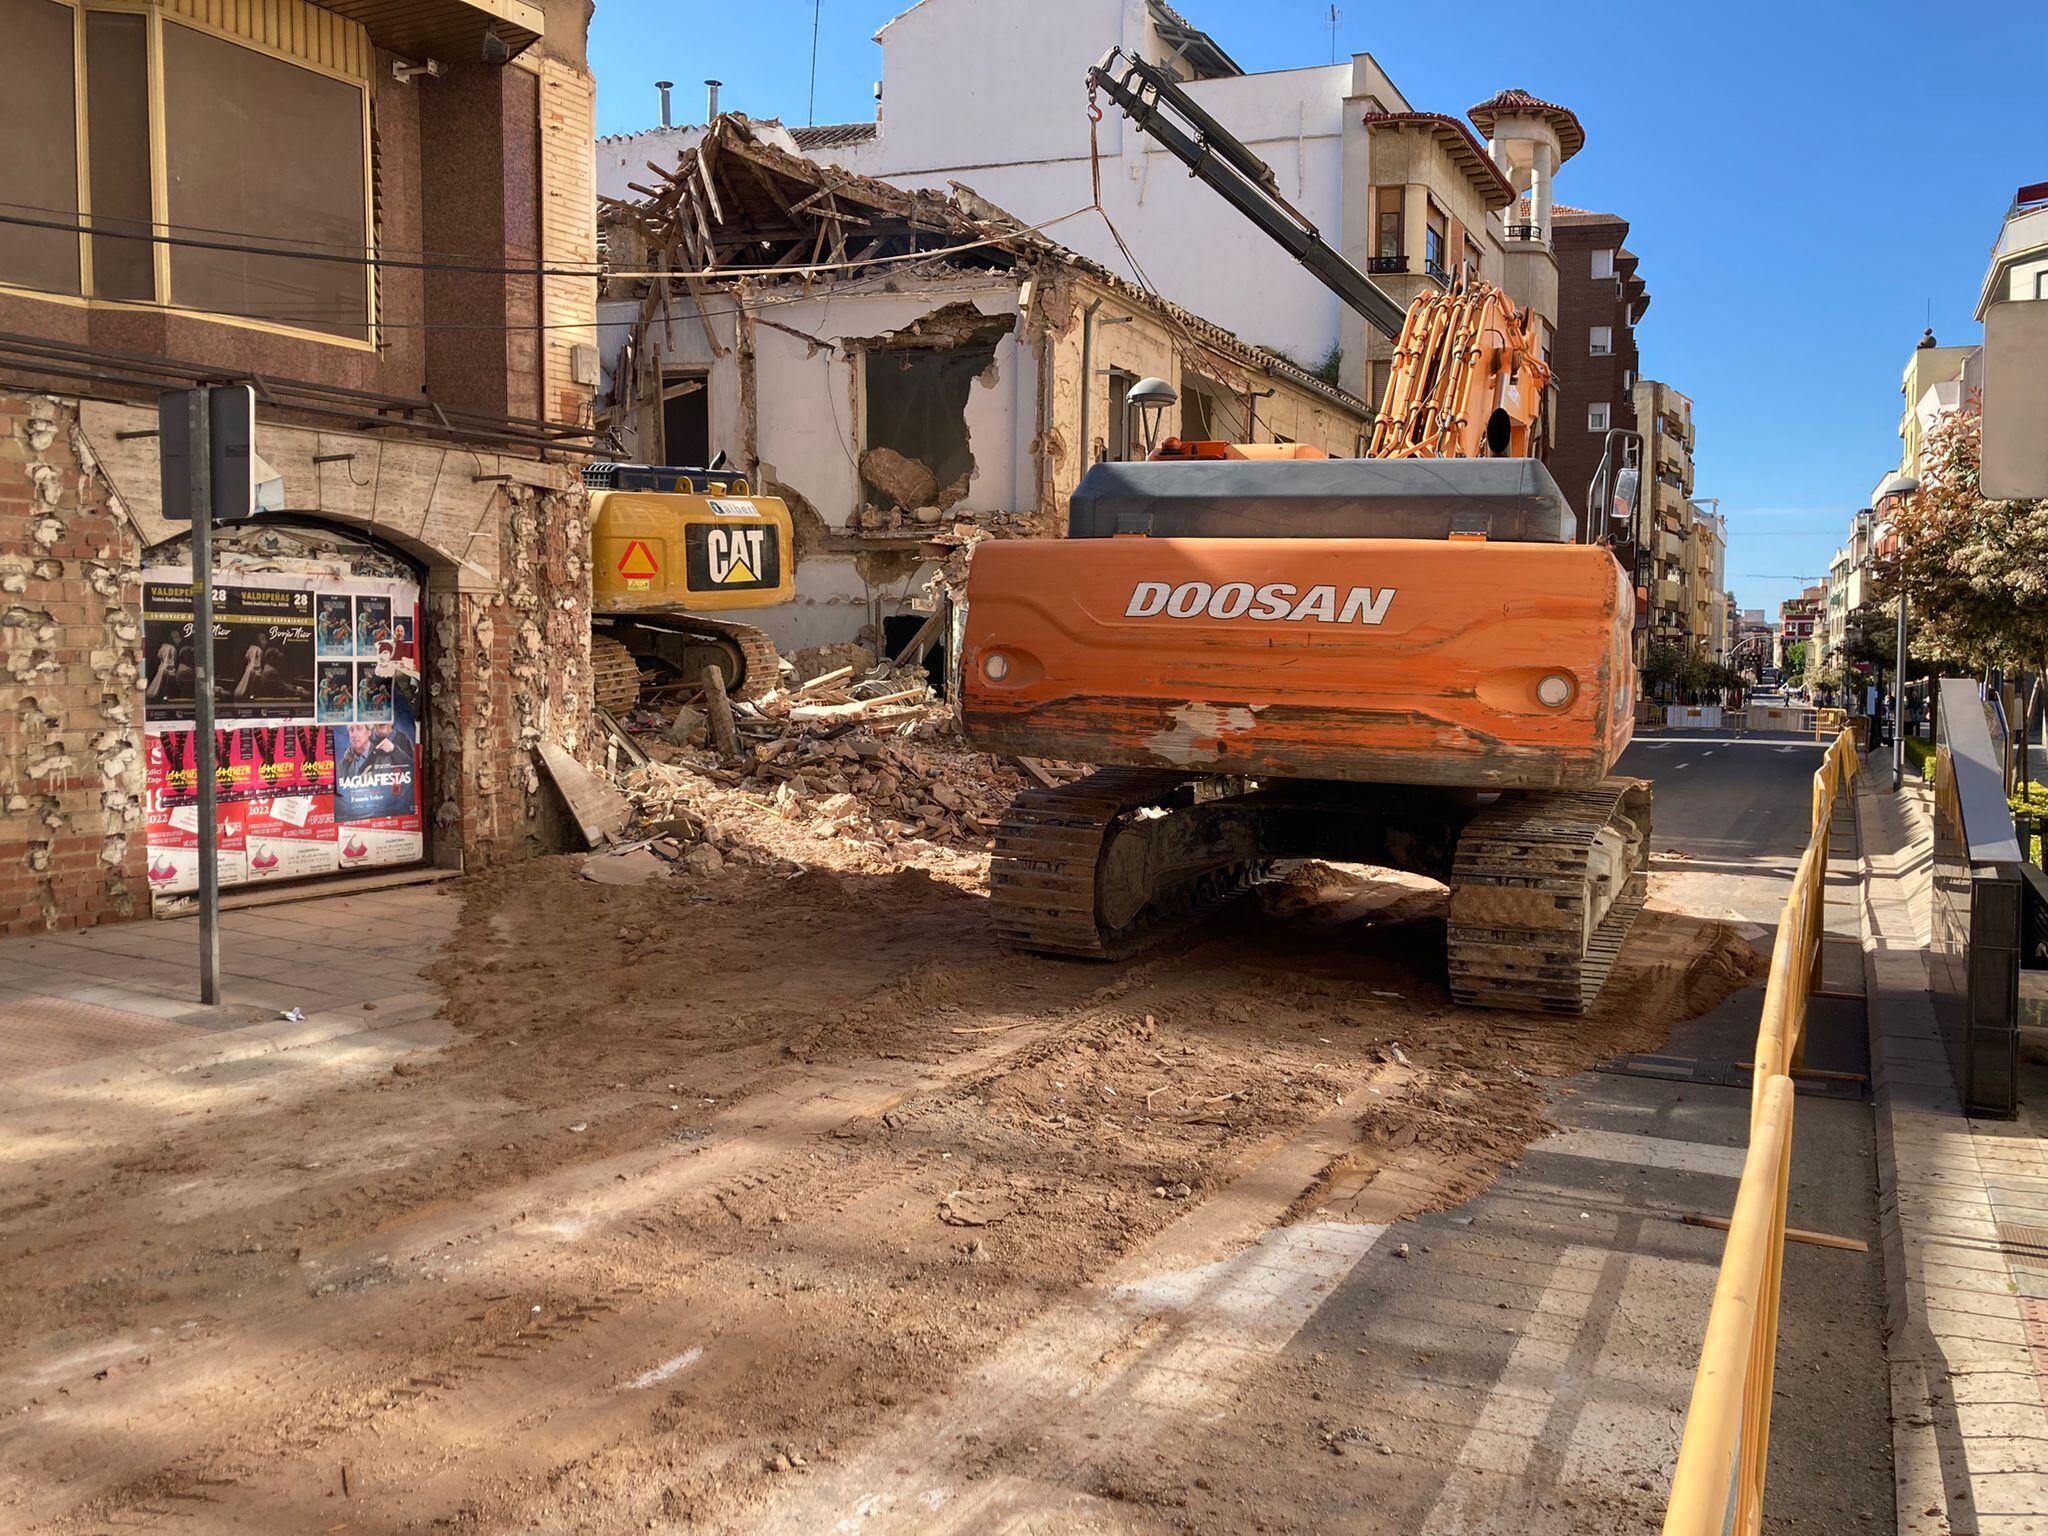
1425,261,1450,286
1369,254,1408,275
1505,222,1545,245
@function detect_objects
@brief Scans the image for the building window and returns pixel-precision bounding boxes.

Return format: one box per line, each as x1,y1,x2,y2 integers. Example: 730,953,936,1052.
0,0,372,342
1107,369,1133,462
1424,204,1447,280
1588,403,1611,433
1463,234,1482,282
660,371,709,467
1374,187,1402,259
1589,325,1613,356
1590,248,1615,280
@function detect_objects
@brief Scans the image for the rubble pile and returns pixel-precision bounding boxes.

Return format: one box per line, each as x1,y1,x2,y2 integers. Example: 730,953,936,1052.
602,653,1047,868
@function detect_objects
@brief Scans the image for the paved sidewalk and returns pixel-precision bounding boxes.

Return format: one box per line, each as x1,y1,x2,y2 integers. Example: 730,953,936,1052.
0,886,455,1087
1859,777,2048,1536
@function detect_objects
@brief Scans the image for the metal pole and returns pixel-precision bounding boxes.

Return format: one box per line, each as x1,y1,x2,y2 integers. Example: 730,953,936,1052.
189,391,220,1004
1892,592,1908,793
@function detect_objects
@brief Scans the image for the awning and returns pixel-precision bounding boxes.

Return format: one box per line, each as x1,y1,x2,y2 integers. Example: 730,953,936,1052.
316,0,542,64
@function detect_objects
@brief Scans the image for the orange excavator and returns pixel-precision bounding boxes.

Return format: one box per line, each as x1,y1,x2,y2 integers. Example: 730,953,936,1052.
956,50,1649,1013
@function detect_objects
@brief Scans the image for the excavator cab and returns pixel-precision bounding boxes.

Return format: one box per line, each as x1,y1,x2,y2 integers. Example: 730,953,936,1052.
585,460,795,712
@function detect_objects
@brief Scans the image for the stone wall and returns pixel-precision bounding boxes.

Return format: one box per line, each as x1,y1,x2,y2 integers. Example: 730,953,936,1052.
2,390,593,936
0,396,147,936
427,481,590,864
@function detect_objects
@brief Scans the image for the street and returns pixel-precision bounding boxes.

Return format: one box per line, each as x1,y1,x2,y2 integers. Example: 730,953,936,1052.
0,733,1891,1534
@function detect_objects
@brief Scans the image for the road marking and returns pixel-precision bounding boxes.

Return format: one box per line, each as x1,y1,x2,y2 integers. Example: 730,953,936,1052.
1674,762,1690,770
1537,1126,1746,1179
747,1220,1388,1532
1419,1245,1708,1534
1702,750,1715,758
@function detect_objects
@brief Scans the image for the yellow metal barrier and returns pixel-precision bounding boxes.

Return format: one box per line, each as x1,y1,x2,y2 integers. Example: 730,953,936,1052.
1663,729,1859,1535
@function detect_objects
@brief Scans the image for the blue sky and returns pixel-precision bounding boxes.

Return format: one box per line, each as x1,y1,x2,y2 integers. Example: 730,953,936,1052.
591,1,2035,617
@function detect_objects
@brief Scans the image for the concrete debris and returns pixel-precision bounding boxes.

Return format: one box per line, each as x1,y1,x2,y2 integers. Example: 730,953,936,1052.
601,654,1068,862
857,447,939,512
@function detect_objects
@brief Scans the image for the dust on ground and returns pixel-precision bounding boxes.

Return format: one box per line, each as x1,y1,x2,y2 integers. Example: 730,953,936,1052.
0,795,1757,1534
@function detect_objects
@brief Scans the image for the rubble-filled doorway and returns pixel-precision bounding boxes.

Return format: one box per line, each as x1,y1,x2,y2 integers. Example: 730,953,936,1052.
882,613,948,696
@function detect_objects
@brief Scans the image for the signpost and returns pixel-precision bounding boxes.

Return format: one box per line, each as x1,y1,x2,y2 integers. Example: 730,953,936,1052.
159,385,257,1004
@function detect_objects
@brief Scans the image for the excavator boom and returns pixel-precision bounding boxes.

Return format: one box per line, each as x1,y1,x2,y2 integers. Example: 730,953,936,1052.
1087,48,1408,340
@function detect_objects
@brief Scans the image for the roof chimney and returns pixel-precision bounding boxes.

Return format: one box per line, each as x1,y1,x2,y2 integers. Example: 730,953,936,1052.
655,80,673,129
705,78,722,122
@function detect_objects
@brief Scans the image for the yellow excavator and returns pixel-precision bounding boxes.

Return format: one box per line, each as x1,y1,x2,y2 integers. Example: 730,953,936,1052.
585,460,796,711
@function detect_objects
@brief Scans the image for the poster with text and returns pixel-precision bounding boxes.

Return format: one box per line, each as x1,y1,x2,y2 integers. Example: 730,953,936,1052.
142,582,314,720
144,736,248,896
246,793,339,881
330,686,423,868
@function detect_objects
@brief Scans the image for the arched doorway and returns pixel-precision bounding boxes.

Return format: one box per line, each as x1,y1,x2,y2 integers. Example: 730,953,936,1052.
138,519,430,907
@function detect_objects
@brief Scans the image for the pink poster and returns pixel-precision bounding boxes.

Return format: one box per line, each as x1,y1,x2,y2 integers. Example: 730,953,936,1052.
245,794,340,881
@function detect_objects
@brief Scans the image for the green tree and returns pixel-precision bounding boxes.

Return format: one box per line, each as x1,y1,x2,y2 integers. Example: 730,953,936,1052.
1873,400,2048,671
1784,639,1808,676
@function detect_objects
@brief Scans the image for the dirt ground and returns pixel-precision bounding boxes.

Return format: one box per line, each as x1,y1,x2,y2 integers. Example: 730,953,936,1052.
0,814,1759,1533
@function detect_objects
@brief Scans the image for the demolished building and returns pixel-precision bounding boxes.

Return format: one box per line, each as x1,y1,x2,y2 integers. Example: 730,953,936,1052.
596,116,1370,659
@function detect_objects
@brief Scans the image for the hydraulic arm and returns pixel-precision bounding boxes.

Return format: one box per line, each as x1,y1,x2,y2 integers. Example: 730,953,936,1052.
1087,47,1408,340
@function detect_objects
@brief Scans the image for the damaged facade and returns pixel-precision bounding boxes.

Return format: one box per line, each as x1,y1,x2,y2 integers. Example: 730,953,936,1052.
0,0,599,935
596,117,1367,657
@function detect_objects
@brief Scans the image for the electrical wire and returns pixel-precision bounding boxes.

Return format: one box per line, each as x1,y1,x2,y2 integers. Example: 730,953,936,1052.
0,203,1099,283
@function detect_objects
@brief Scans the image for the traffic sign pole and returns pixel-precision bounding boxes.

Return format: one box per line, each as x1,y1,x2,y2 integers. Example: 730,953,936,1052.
189,391,221,1005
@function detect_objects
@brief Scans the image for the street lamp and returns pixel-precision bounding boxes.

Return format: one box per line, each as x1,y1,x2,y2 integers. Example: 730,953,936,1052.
1877,471,1921,791
1127,376,1177,457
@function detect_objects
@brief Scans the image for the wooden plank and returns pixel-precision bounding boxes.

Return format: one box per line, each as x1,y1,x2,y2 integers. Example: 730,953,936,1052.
536,740,633,848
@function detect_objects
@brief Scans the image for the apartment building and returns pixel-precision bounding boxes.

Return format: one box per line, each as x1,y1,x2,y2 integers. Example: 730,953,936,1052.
1780,585,1824,668
1821,509,1877,665
1632,379,1695,649
1687,504,1728,658
1899,329,1977,480
1547,208,1648,525
0,0,599,934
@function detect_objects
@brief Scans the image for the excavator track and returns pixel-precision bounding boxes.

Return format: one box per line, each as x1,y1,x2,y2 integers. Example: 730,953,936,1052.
589,618,781,713
989,767,1266,959
1445,778,1652,1015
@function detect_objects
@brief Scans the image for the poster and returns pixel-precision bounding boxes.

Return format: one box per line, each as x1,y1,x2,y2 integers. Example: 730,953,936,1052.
246,793,339,881
144,735,248,896
330,688,424,869
143,582,315,721
143,565,424,899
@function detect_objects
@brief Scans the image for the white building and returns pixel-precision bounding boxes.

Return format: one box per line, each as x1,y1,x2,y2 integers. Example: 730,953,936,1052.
597,0,1577,406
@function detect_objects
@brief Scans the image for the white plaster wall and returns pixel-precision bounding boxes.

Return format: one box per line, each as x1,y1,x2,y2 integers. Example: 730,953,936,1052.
801,0,1354,369
596,279,1030,655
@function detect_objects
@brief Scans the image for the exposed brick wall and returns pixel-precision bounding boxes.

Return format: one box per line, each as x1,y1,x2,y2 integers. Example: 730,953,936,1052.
0,395,148,936
425,482,589,866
